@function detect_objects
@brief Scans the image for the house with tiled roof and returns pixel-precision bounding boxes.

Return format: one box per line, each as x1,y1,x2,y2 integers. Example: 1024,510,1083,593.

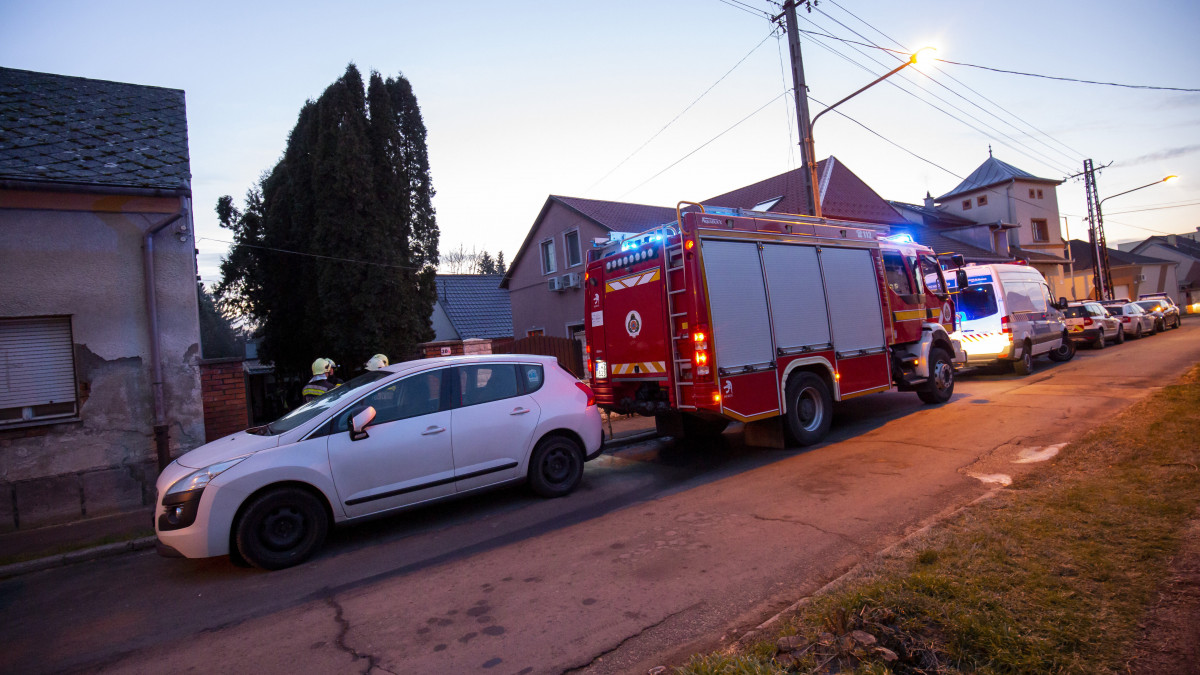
1123,231,1200,306
421,274,514,357
1063,239,1178,302
0,67,203,533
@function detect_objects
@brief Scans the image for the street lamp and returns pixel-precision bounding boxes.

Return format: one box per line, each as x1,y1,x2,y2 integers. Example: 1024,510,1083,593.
801,47,937,218
1091,175,1178,299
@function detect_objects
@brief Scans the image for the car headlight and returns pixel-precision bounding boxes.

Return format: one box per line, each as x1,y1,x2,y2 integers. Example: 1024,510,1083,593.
166,456,250,497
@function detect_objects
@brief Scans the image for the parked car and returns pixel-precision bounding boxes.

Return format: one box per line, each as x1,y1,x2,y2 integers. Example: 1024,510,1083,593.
1134,296,1181,331
1063,301,1124,349
945,263,1073,375
1101,301,1156,339
155,354,603,570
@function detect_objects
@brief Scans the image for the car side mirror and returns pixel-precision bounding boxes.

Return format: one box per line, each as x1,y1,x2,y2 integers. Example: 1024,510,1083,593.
1055,297,1068,310
955,270,969,290
350,406,377,441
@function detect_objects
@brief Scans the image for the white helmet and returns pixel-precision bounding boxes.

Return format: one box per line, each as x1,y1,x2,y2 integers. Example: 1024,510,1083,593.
311,358,330,376
365,354,389,371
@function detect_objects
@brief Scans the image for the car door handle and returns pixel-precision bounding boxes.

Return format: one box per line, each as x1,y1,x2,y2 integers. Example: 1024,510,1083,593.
421,426,446,436
510,407,532,416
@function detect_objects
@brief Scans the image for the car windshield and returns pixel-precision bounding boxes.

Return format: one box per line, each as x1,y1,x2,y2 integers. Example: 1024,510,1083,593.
1135,301,1162,312
957,284,999,321
266,371,392,435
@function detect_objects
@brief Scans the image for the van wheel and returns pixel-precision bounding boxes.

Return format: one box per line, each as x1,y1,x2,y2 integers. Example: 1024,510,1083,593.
1048,335,1075,362
1093,330,1106,349
1114,327,1125,344
917,348,954,404
1013,341,1034,376
235,487,328,570
783,372,832,447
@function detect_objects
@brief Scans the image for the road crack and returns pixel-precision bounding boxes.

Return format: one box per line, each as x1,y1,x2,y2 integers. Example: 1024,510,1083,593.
750,514,861,549
560,603,700,673
326,596,394,675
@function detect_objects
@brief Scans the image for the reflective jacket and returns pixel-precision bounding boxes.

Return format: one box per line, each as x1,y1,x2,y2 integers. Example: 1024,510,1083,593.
302,375,335,403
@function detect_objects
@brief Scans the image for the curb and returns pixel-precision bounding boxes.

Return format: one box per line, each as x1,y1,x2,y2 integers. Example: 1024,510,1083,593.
603,430,662,450
0,536,157,580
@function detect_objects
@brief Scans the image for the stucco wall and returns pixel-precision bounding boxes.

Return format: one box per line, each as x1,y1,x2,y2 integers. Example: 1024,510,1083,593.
509,202,607,339
0,194,204,531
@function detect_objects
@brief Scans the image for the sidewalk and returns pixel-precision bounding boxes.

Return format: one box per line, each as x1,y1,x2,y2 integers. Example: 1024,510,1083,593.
0,414,661,578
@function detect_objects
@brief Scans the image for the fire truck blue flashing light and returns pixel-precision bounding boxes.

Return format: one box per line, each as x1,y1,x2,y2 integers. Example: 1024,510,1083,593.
882,232,914,244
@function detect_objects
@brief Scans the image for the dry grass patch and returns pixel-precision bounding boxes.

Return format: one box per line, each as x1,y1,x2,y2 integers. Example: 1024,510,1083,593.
680,366,1200,674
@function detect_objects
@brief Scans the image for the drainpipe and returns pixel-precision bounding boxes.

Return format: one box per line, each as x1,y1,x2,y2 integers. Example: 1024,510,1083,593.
143,195,190,470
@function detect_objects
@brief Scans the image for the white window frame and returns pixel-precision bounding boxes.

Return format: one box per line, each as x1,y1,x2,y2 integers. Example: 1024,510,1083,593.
1031,218,1049,242
1,315,80,428
563,229,583,268
539,238,557,276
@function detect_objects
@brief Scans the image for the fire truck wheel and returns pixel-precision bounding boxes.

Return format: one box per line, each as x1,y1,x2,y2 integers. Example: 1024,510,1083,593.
1048,334,1075,362
527,435,584,498
783,372,832,447
1013,341,1034,376
917,348,954,404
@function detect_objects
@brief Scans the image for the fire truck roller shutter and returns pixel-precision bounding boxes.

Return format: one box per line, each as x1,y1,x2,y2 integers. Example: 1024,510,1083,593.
820,247,887,354
700,239,774,370
761,244,831,353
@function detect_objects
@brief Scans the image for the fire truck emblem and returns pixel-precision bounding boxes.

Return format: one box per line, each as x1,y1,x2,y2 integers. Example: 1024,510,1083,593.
722,380,733,397
625,310,642,338
593,292,600,308
941,300,954,327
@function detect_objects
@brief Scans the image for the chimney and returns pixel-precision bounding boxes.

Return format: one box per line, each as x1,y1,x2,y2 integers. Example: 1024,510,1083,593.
1168,234,1178,246
924,191,935,209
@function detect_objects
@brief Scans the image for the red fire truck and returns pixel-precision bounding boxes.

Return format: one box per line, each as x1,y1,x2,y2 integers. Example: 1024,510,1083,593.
584,204,965,446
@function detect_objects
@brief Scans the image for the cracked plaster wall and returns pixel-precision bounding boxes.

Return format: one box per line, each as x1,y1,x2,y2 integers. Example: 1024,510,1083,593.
0,200,204,530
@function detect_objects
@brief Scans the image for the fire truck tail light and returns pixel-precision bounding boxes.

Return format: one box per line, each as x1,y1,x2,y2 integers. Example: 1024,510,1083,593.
695,351,708,366
692,331,706,342
697,366,710,376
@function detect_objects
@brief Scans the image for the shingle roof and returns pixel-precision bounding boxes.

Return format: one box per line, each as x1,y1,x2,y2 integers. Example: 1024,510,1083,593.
0,67,190,190
551,196,678,233
888,200,976,227
704,158,904,225
887,223,1012,263
1010,246,1068,263
434,274,512,339
1139,235,1200,259
1066,239,1171,271
936,155,1059,202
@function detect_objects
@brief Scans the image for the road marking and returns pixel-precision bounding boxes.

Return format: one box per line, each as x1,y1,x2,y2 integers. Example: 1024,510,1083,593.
1013,443,1067,464
967,473,1012,486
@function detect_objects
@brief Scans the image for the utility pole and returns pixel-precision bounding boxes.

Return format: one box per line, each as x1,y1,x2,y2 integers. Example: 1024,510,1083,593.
1081,159,1113,300
777,0,820,217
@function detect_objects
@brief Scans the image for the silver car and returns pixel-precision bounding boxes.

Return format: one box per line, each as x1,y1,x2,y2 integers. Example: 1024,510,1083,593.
155,354,603,570
1063,301,1124,348
1102,302,1157,339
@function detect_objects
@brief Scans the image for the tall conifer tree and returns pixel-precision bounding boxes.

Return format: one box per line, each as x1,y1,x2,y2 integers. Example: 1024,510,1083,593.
216,65,439,384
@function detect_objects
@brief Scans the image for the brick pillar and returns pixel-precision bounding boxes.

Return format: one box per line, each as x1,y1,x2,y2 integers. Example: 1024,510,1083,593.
199,358,250,442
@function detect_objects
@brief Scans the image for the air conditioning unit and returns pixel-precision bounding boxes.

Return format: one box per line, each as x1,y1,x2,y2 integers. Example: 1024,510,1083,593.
562,272,581,289
547,276,564,292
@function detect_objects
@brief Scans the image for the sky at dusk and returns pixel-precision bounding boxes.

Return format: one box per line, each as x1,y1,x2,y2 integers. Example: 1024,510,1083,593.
2,0,1198,286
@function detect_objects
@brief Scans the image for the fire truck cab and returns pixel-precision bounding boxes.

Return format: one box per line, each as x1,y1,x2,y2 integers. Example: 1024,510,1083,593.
584,205,964,447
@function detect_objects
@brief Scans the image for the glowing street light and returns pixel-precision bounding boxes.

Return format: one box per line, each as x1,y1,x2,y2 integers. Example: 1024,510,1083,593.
1099,175,1179,208
1091,175,1178,299
802,47,937,218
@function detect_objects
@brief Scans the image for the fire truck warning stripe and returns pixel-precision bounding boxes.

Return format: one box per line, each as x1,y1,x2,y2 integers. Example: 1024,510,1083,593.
892,309,925,321
606,269,660,293
612,362,666,374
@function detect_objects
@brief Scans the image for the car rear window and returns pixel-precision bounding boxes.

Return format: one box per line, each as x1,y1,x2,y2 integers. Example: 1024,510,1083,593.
1062,307,1087,318
519,364,545,394
957,285,999,321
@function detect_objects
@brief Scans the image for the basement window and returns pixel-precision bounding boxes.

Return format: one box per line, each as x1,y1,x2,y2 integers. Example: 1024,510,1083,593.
0,316,79,428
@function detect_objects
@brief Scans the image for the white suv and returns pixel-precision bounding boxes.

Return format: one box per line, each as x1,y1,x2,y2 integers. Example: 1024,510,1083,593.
155,354,603,570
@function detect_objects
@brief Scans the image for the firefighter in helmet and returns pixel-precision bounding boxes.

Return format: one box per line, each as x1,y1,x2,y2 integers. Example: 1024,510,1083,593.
364,354,389,371
301,358,339,402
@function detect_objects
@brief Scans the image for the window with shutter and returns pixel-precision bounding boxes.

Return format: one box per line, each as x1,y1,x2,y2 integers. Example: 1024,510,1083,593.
0,316,79,426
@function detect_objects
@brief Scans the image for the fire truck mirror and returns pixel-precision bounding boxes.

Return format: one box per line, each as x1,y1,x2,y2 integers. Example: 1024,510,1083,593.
951,254,966,268
956,270,969,290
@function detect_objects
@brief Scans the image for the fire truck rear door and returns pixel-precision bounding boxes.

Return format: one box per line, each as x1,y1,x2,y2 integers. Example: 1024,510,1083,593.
820,247,890,396
700,239,780,421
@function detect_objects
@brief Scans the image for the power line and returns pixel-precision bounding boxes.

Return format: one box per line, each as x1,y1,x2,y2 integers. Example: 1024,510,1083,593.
196,237,427,270
619,91,790,198
585,26,779,194
714,0,772,20
1104,201,1200,216
936,59,1200,93
822,0,1089,165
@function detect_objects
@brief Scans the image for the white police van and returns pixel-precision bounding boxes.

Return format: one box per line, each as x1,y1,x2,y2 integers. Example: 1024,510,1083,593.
942,264,1074,375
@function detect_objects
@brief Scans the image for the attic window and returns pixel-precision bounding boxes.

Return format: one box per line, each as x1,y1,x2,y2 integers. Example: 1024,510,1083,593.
1029,189,1036,199
962,199,972,210
1037,189,1044,199
752,196,783,212
977,195,988,206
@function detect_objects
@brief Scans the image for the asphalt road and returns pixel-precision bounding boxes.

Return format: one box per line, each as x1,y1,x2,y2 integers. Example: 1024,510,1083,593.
3,319,1198,675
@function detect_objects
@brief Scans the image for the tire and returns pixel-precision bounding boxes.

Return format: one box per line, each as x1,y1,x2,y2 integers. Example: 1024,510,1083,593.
1093,330,1106,349
783,372,833,446
1048,335,1075,362
1174,316,1182,329
1114,327,1125,344
1134,324,1143,339
1155,319,1164,333
235,487,329,571
917,348,954,404
527,435,584,498
1013,340,1034,376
